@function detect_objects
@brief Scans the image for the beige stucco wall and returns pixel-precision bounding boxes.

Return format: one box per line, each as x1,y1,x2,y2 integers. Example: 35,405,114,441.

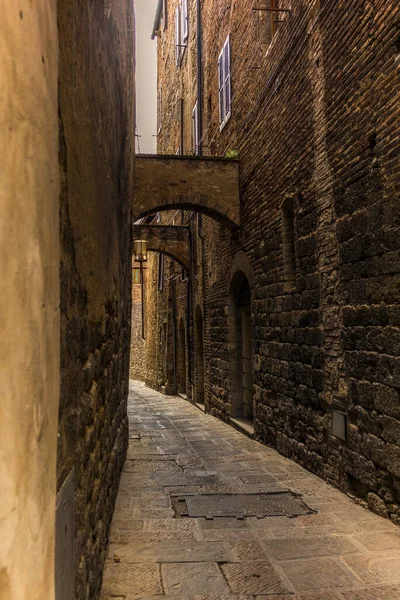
0,2,59,599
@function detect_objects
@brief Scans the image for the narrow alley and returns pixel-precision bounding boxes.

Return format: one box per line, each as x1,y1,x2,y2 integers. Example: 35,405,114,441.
101,381,400,599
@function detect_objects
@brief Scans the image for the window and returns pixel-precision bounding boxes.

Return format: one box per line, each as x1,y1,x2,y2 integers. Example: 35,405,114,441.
158,254,164,291
281,196,296,290
175,6,181,65
175,0,188,66
162,0,167,30
181,0,188,45
157,87,162,134
218,36,231,130
192,101,199,155
132,268,141,285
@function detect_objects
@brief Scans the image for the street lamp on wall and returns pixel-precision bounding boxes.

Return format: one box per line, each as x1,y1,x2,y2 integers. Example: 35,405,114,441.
133,239,148,339
134,239,148,263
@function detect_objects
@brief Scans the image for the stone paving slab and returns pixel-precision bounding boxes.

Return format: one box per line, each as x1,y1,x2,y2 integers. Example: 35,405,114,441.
101,382,400,599
162,562,230,595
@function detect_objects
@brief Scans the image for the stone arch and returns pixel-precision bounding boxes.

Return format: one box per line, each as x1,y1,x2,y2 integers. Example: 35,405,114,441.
194,305,205,405
227,252,254,420
134,155,240,230
133,224,190,272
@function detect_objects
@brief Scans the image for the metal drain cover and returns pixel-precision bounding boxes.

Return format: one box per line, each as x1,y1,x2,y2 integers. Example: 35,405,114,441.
182,492,313,518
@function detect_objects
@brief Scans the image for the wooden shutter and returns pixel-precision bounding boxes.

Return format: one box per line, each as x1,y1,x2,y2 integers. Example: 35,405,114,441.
218,48,225,124
181,0,188,44
175,6,181,65
224,36,231,118
219,36,231,127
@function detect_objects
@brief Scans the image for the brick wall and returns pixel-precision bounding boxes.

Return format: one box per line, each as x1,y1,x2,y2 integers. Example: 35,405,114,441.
140,0,400,523
58,1,135,597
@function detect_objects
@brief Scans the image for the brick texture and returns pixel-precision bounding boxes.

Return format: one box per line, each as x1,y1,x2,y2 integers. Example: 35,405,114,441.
139,0,400,523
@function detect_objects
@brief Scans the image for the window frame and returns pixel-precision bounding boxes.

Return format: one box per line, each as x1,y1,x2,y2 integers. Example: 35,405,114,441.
218,35,232,130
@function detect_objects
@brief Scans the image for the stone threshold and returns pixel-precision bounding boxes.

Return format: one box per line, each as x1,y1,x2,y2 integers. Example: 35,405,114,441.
230,416,255,438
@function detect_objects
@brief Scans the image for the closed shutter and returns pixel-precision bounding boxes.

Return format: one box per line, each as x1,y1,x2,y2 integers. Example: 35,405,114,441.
218,36,231,128
218,48,224,124
175,6,181,65
224,36,231,119
181,0,188,44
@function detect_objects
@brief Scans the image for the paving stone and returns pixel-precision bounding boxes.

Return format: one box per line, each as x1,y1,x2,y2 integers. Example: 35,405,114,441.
342,554,400,585
340,586,400,600
265,535,360,561
162,562,230,595
354,532,400,551
197,528,257,542
220,561,291,595
228,540,269,561
280,557,358,591
101,384,400,599
107,541,234,563
101,563,162,596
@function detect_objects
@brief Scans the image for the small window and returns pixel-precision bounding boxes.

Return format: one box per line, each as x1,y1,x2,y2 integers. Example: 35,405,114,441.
192,101,199,155
218,36,231,130
158,254,164,291
133,268,141,285
175,0,188,66
281,196,296,290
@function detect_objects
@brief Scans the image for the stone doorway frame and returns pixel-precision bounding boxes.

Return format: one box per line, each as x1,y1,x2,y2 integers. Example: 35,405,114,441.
227,252,255,421
178,317,187,395
194,304,205,406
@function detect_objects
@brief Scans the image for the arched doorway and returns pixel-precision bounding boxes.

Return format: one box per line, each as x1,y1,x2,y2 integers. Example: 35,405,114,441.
195,305,205,406
228,271,253,421
178,318,186,395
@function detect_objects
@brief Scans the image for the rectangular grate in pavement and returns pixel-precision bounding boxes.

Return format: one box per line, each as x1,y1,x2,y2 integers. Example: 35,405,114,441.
174,492,314,518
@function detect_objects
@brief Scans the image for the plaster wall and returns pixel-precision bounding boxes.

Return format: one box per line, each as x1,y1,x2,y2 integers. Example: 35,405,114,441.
0,2,60,598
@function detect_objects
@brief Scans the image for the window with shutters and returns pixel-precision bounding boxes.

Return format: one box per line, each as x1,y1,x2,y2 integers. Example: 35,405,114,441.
181,0,188,45
192,101,199,155
175,5,181,65
175,0,188,67
218,36,232,130
161,0,167,31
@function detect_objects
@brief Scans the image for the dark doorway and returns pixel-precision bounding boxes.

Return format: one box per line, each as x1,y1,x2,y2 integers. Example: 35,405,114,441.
178,317,186,395
195,305,205,405
228,272,253,421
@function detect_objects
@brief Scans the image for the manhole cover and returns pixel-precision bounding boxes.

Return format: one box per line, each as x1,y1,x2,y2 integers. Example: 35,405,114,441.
176,492,313,518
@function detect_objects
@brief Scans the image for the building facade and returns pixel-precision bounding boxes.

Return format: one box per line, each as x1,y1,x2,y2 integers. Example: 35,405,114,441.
134,0,400,523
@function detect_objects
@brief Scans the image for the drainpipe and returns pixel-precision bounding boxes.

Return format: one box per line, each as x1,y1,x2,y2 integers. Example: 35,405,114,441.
196,0,203,155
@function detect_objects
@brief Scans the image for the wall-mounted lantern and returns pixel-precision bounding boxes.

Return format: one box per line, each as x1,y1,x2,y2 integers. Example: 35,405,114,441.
134,239,148,263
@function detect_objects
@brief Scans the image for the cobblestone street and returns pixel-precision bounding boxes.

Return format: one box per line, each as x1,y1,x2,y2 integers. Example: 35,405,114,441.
101,381,400,600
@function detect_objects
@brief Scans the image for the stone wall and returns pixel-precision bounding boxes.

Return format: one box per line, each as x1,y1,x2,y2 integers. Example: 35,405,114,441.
139,0,400,523
130,282,146,380
57,1,135,597
0,2,60,598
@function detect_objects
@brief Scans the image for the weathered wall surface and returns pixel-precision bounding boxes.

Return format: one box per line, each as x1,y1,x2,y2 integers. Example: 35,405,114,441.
140,0,400,523
57,1,135,597
130,281,146,380
0,2,60,599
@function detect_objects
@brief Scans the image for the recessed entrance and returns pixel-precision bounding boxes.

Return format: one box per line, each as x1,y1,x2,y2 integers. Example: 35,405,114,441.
228,271,254,423
195,305,205,407
178,318,186,395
